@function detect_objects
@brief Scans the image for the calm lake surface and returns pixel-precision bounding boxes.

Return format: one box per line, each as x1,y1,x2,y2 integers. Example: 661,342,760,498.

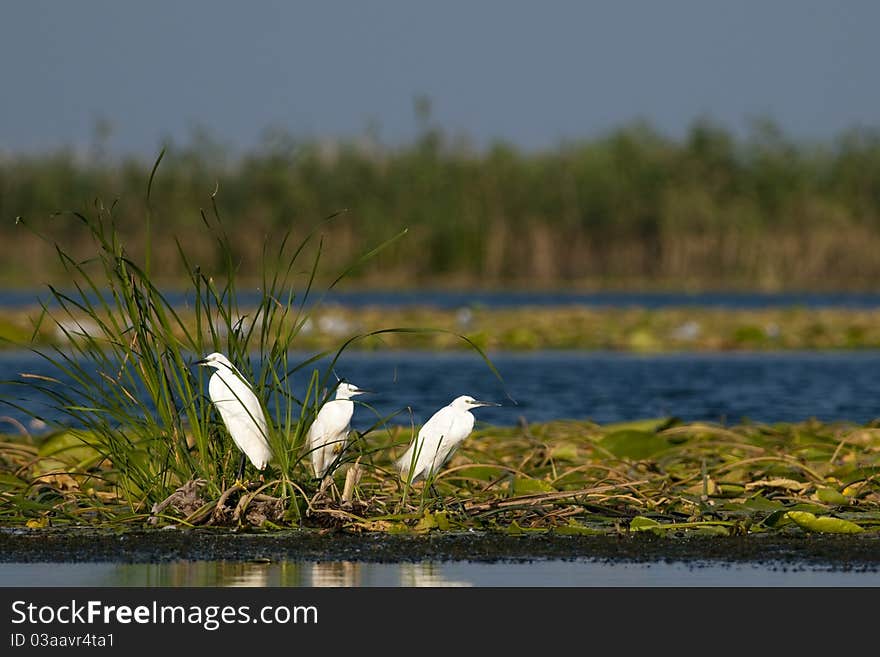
3,349,880,430
2,560,879,587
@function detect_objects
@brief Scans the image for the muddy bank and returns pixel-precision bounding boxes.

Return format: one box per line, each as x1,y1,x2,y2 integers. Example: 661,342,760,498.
2,528,879,568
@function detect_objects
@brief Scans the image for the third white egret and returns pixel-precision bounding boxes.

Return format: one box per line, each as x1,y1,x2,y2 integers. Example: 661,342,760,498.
194,352,272,480
397,395,500,483
308,381,368,479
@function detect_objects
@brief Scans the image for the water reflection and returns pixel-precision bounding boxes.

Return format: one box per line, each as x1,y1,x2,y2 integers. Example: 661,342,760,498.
105,561,282,587
310,562,360,587
3,560,880,587
398,563,470,587
224,562,271,587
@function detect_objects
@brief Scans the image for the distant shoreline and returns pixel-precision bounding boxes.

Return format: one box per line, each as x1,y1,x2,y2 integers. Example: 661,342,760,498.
6,304,880,352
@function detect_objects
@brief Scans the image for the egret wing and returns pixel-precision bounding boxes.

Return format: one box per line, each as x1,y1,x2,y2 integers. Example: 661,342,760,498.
209,370,272,468
404,406,459,480
308,399,354,478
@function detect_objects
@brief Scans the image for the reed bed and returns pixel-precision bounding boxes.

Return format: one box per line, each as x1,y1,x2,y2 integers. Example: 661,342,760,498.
5,119,880,290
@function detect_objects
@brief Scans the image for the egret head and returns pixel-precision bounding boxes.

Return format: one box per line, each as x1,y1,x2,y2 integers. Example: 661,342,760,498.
451,395,500,410
336,382,369,400
193,352,233,370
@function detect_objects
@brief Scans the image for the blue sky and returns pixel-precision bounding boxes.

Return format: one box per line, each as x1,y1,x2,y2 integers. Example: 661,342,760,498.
2,1,878,155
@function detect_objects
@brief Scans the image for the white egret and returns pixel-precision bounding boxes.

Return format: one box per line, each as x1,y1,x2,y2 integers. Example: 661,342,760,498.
308,381,368,479
397,395,500,483
194,352,272,480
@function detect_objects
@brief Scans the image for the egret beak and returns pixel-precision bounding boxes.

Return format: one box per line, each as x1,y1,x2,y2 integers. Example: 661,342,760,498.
192,358,209,367
352,388,374,395
474,400,501,408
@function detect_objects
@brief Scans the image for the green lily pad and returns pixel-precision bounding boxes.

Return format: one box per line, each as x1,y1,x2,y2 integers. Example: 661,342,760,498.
455,465,503,481
600,430,670,459
508,477,556,496
795,447,835,461
785,511,864,534
602,418,675,433
553,522,603,536
38,431,104,466
549,442,579,461
629,516,662,532
814,488,849,505
835,466,880,486
504,520,546,535
414,510,450,532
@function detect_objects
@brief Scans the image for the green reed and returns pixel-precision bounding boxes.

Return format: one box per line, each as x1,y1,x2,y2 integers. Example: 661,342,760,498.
4,152,410,516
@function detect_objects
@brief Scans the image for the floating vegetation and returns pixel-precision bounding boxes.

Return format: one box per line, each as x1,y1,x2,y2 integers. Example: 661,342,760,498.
9,305,880,352
2,417,879,538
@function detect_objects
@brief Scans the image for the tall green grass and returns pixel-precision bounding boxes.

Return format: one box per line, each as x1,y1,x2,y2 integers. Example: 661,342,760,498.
5,152,414,520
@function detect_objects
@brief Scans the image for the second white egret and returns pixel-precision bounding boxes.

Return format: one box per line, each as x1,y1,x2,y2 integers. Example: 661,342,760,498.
397,395,500,483
308,381,368,479
194,352,272,480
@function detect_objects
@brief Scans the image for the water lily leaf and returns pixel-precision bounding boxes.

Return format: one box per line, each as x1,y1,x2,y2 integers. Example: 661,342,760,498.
629,516,661,532
31,457,70,477
504,520,545,535
785,511,864,534
553,521,603,536
414,510,450,532
549,442,579,461
600,430,670,460
742,495,786,511
455,465,502,481
813,488,849,505
796,447,834,461
508,477,556,496
836,511,880,524
717,494,786,514
38,431,104,466
842,485,861,497
602,418,675,433
834,466,880,486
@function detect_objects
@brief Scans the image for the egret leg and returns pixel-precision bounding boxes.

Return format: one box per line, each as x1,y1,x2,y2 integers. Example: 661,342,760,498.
236,453,247,483
429,483,448,512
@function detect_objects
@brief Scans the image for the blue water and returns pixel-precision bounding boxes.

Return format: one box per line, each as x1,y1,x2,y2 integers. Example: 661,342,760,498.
3,350,880,431
6,289,880,310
